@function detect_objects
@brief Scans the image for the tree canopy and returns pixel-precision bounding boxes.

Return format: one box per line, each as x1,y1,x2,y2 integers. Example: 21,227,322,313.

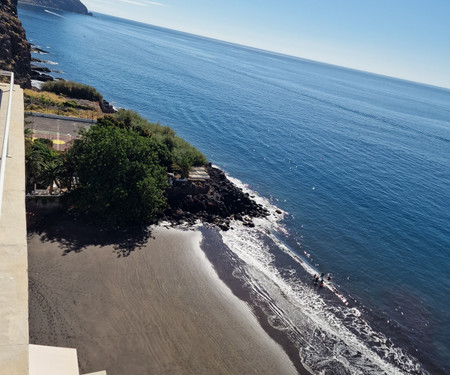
25,106,208,226
113,109,207,175
65,118,170,226
25,136,64,194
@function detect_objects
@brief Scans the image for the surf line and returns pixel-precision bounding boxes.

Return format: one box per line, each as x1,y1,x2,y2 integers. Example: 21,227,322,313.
44,10,64,18
311,272,351,305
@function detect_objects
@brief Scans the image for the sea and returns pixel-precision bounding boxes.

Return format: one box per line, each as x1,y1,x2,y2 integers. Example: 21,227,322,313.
19,4,450,374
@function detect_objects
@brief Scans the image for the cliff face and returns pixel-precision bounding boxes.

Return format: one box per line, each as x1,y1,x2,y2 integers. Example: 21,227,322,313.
0,0,32,88
19,0,90,15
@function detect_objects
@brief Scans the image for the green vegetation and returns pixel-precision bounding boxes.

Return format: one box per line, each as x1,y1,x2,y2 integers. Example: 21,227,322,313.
64,118,170,225
25,133,65,195
113,109,207,177
25,108,207,226
41,80,103,102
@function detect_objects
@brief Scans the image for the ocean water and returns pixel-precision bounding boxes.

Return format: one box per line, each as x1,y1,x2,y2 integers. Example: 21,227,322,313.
19,4,450,374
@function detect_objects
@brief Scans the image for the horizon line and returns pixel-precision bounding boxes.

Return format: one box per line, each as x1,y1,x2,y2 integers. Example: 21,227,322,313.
87,10,450,92
19,2,450,91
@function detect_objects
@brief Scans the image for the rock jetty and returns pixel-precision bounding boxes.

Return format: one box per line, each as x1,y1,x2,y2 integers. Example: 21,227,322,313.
163,165,268,230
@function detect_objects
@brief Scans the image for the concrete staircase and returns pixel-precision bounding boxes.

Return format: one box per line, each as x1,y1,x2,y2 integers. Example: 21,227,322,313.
29,344,107,375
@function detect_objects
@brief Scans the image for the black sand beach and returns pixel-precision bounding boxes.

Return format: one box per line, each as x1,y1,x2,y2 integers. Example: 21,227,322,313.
27,212,301,375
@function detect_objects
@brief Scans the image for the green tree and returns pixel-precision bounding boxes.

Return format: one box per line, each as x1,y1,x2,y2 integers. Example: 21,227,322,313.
25,145,44,193
65,122,170,226
173,148,192,178
39,154,65,195
25,136,62,193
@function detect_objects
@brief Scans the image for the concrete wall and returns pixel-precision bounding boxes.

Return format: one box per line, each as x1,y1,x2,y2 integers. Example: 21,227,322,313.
26,195,62,213
0,83,29,374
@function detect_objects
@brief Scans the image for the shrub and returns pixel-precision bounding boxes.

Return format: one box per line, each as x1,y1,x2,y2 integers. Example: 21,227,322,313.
41,80,103,103
112,109,207,171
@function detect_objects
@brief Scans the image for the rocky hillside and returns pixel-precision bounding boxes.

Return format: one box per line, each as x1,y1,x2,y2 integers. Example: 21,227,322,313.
19,0,90,15
0,0,31,88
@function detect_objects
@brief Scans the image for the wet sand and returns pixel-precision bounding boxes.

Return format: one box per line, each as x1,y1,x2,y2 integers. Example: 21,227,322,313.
28,220,298,375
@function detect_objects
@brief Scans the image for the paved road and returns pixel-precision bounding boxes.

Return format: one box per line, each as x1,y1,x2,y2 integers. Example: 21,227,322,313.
25,111,96,123
26,114,94,151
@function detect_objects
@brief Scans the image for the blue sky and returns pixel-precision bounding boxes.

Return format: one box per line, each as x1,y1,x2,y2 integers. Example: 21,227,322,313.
82,0,450,89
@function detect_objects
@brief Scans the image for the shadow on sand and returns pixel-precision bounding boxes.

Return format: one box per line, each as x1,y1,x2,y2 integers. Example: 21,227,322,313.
27,209,153,257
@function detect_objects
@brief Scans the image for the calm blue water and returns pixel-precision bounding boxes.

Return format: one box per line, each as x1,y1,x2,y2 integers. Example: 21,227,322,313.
19,5,450,374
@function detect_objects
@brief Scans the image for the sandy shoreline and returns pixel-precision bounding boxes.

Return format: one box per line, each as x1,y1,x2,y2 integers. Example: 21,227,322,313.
28,217,298,375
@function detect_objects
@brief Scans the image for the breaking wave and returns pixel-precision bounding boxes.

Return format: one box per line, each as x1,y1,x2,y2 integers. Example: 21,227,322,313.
220,173,429,375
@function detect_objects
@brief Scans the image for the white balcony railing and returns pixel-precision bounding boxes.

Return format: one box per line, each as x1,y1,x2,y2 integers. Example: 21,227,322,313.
0,70,15,218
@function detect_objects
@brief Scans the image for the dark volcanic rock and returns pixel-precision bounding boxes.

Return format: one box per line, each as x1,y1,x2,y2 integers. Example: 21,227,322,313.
19,0,90,15
164,166,269,229
31,64,51,73
0,0,32,88
100,99,115,113
30,70,53,81
30,45,49,54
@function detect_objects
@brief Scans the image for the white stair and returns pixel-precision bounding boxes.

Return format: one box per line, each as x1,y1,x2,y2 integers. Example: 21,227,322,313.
29,344,79,375
28,344,106,375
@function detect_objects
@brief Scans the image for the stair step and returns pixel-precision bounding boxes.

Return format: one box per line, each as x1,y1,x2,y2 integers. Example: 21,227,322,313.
29,344,79,375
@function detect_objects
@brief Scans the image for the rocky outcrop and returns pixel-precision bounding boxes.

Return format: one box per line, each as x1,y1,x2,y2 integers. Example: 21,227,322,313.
19,0,90,15
0,0,32,88
163,166,269,230
30,70,53,82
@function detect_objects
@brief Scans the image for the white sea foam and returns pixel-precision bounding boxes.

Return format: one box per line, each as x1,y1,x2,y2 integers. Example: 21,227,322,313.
219,173,429,375
31,80,43,90
44,10,64,18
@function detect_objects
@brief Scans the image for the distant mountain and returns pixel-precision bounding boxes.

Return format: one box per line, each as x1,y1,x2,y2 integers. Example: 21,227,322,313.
0,0,31,88
19,0,90,15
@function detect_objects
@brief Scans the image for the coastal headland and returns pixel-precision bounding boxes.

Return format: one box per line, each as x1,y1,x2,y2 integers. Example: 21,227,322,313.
18,0,91,15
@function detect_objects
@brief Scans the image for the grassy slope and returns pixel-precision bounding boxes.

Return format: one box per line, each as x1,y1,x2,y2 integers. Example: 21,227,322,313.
24,89,104,119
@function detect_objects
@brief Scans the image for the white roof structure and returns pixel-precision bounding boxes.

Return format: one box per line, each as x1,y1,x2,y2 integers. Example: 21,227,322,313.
188,166,210,181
